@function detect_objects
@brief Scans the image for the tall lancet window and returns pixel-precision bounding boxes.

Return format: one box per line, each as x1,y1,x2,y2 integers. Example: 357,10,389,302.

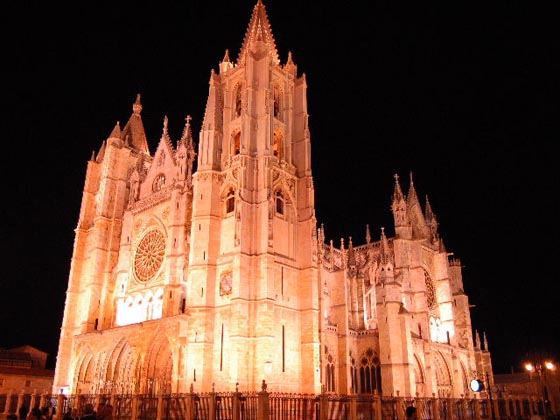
273,130,282,159
324,347,336,392
234,84,242,118
226,188,235,214
359,349,382,394
232,132,241,155
275,190,284,215
273,85,281,118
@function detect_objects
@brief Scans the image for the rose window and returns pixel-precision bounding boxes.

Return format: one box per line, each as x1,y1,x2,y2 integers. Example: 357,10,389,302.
134,230,165,282
424,270,436,309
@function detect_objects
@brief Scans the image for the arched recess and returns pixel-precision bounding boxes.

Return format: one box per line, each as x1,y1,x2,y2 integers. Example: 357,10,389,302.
75,347,96,394
231,130,241,156
273,129,284,159
272,182,296,222
221,185,237,216
323,345,336,393
220,184,238,253
273,84,282,119
459,361,469,396
110,339,138,394
271,184,296,256
434,351,453,397
413,354,426,395
143,330,173,394
233,83,243,118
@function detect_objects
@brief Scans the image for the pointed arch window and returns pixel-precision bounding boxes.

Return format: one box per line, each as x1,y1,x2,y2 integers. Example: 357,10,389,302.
350,357,358,394
273,85,281,118
234,85,242,118
226,189,235,214
324,350,336,392
275,191,284,215
232,132,241,155
359,348,382,394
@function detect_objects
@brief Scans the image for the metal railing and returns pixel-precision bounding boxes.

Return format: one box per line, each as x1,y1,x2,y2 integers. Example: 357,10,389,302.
0,390,544,420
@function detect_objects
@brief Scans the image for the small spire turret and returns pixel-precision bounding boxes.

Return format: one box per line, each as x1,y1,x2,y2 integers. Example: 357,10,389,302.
177,115,197,187
220,49,234,73
347,237,355,267
391,173,410,238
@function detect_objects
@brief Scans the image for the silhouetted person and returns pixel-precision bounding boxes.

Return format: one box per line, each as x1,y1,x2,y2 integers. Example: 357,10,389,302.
80,404,96,420
406,406,418,420
96,403,113,420
62,408,74,420
19,404,29,420
29,408,42,420
80,404,97,420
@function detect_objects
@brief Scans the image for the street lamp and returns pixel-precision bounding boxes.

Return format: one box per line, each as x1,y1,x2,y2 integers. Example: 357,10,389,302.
525,360,555,417
469,373,496,420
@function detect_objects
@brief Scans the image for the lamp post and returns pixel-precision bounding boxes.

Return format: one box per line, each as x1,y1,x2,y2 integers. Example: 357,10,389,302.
469,374,496,420
525,360,555,417
486,372,497,420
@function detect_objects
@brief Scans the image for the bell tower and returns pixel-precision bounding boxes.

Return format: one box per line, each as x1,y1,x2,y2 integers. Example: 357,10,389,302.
187,0,320,392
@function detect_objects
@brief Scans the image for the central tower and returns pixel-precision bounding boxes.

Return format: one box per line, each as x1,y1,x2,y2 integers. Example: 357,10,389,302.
187,0,320,392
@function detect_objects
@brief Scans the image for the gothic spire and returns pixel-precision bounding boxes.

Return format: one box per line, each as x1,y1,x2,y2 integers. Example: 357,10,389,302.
237,0,280,66
108,121,122,140
392,173,406,204
180,115,194,144
161,115,172,145
406,171,430,239
347,237,355,267
121,94,150,155
177,115,196,187
285,51,297,75
424,195,434,220
391,173,408,231
406,171,420,209
220,49,234,74
425,195,439,241
379,227,391,265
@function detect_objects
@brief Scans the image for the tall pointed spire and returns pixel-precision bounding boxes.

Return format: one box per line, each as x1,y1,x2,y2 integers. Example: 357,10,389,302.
238,0,280,66
425,195,439,240
177,115,196,187
347,237,355,267
406,171,430,239
161,115,172,145
392,173,405,204
391,173,408,232
379,227,391,265
121,94,150,155
407,171,420,209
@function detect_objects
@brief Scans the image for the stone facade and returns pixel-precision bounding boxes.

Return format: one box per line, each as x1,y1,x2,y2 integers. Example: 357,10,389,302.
0,346,53,395
52,0,492,397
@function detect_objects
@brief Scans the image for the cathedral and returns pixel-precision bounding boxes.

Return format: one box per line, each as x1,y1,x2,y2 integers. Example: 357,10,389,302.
53,0,492,397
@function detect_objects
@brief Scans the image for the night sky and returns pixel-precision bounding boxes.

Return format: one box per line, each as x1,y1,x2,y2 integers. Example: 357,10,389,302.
1,1,558,374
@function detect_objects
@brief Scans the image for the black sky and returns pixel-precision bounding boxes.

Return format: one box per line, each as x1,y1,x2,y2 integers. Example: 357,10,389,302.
1,1,558,374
